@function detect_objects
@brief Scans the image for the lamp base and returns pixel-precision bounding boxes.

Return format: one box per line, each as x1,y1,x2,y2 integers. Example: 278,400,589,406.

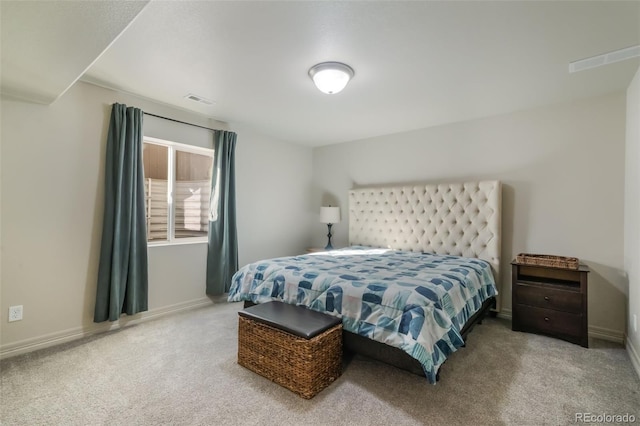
325,223,334,250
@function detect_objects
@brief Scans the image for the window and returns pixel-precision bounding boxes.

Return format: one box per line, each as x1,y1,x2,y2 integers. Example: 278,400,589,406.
143,137,214,245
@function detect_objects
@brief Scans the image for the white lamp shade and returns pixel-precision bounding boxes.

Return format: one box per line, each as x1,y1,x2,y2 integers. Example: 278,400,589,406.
309,62,354,94
320,206,341,224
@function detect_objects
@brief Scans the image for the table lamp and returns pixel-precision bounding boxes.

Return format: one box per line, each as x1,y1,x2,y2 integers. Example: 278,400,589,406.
319,206,340,250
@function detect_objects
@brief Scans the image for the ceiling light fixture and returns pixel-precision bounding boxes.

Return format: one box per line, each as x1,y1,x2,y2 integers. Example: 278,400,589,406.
308,62,354,94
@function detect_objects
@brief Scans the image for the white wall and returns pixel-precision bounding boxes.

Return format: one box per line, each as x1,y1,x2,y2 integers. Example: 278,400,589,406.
233,123,313,266
625,66,640,376
0,81,312,355
312,93,627,341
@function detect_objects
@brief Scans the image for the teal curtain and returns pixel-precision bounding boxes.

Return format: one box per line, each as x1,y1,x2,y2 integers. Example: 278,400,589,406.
206,130,238,294
94,103,148,322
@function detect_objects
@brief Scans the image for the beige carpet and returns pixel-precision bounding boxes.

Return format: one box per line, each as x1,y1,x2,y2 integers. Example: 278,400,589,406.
1,301,639,425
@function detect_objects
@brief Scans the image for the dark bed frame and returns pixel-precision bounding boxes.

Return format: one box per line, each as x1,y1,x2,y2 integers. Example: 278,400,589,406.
339,296,496,379
243,296,496,381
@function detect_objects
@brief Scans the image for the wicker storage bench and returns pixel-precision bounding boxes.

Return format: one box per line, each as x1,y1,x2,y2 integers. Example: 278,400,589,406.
237,302,342,399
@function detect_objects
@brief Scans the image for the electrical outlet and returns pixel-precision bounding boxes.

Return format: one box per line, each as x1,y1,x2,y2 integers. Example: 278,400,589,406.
8,305,23,322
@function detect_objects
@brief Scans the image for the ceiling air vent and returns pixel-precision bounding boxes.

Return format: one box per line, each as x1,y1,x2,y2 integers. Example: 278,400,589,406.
184,93,214,105
569,45,640,73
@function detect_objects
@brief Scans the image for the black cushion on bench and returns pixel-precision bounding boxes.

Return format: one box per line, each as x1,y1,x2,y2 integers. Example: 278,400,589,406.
239,301,342,339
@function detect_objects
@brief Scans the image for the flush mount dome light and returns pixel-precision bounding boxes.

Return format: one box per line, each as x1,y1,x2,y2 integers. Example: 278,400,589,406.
308,62,354,94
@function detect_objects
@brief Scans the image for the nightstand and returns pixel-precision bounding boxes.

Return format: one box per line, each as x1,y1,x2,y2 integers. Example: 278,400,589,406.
511,260,589,348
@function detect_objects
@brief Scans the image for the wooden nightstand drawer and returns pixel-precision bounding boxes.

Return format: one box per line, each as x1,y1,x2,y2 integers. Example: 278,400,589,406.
513,283,582,313
513,304,583,337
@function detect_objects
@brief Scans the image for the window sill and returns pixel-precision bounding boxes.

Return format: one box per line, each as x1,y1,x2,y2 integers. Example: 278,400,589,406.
148,239,208,248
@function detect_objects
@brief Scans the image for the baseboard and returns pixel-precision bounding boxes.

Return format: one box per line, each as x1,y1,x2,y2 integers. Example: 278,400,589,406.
588,325,625,344
627,337,640,380
493,308,624,344
0,297,213,360
497,307,512,321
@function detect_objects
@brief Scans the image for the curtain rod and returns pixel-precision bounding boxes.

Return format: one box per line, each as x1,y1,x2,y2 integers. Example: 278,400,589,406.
143,112,218,132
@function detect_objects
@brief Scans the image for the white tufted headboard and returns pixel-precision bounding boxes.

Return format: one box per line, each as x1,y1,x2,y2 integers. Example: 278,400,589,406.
349,180,502,282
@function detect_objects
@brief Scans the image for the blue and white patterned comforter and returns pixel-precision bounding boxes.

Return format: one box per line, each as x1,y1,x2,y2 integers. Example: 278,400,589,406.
227,246,497,383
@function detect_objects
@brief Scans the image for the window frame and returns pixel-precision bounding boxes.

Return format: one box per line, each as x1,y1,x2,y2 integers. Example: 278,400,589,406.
143,136,214,247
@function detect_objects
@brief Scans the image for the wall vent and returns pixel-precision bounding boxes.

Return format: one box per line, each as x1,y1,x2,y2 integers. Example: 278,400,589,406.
569,45,640,73
184,93,214,105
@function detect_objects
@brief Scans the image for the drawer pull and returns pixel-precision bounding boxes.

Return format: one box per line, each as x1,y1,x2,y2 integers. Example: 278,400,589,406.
544,296,550,301
544,317,550,322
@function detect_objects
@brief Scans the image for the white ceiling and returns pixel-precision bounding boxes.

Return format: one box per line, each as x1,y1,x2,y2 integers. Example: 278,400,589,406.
2,1,639,147
0,1,149,104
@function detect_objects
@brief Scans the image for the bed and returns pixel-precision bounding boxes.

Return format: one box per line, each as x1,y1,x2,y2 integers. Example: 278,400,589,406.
228,180,501,383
